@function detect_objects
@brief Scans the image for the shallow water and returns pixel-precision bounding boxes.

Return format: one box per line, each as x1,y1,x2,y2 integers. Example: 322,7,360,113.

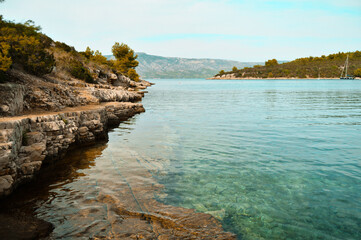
141,79,361,239
4,79,361,239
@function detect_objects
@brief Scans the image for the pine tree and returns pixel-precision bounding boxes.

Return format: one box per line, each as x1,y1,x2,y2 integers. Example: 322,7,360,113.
111,42,140,81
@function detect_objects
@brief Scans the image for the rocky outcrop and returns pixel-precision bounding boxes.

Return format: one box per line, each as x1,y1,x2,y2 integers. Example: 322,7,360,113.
0,211,53,240
0,69,152,117
210,73,238,80
0,83,25,116
0,102,145,198
90,88,142,102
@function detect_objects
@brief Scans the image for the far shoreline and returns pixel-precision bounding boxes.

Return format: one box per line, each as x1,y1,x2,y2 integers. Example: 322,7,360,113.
206,77,360,80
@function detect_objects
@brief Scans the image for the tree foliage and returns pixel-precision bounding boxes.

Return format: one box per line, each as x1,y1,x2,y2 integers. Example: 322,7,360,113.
111,42,140,81
92,50,108,65
232,66,238,72
354,68,361,77
265,59,278,67
68,59,94,83
0,16,55,76
83,46,94,59
217,51,361,79
55,41,75,53
80,46,108,65
127,68,140,82
0,42,12,71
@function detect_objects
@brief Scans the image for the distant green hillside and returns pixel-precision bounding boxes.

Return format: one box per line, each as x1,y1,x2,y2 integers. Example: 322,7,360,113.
107,53,262,79
215,51,361,79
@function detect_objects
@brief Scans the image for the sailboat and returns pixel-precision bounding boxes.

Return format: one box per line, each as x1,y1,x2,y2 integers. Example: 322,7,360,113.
340,54,355,79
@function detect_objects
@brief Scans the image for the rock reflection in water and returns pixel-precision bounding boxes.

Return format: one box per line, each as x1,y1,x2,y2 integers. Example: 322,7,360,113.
1,121,234,239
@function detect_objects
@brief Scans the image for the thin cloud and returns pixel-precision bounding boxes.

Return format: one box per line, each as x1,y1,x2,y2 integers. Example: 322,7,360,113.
1,0,360,61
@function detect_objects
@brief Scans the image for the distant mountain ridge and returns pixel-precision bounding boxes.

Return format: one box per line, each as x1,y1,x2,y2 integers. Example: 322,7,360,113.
106,53,262,79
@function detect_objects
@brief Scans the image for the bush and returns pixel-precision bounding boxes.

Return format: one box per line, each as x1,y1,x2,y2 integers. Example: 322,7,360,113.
80,47,109,66
69,60,94,83
0,17,55,76
92,50,108,65
127,68,140,82
354,68,361,77
55,41,75,53
265,59,278,66
0,42,12,72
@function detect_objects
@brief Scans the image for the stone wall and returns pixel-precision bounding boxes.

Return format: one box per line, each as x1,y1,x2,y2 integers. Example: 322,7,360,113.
0,83,25,116
0,102,145,197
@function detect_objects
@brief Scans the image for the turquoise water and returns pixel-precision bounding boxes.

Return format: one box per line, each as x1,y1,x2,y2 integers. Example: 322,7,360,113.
5,79,360,239
129,79,361,239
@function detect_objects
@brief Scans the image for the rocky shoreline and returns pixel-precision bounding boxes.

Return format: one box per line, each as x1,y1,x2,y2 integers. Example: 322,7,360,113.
0,65,153,198
0,66,153,238
208,75,346,80
0,70,236,239
0,102,146,198
0,103,147,239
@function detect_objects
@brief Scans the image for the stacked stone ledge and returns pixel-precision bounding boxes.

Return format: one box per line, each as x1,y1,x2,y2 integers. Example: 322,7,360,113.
0,103,145,197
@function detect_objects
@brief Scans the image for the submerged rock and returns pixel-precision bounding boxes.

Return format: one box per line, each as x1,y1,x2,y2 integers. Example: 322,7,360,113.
0,212,53,240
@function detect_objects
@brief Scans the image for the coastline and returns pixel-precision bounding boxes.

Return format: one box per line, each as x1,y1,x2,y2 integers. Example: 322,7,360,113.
0,101,146,198
207,77,359,80
0,78,236,239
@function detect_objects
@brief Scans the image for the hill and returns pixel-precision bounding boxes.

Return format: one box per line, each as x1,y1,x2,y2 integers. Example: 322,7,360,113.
0,16,150,116
107,53,262,79
0,13,151,201
213,51,361,79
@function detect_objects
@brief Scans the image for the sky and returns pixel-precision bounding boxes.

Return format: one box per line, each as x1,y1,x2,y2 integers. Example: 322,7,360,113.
1,0,360,62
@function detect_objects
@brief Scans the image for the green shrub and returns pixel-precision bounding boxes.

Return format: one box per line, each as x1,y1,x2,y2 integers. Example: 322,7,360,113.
55,41,75,53
0,42,12,72
0,17,55,76
69,60,95,83
127,68,140,82
265,59,278,66
354,68,361,77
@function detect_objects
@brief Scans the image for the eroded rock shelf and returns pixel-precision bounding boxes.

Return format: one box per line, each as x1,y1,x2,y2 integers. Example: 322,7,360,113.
0,102,145,197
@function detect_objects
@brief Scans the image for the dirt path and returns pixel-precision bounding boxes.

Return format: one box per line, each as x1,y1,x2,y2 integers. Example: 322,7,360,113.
0,102,139,123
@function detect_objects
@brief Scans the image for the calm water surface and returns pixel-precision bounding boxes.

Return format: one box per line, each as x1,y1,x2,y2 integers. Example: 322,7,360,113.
7,79,361,239
146,79,361,239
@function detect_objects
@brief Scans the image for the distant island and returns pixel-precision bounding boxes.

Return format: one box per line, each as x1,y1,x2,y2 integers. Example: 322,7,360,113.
106,53,263,79
211,51,361,79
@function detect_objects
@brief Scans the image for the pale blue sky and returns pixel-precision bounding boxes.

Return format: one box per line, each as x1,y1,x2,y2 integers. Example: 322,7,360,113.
1,0,360,61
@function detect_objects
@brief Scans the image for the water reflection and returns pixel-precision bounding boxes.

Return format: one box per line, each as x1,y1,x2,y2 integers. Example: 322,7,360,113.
0,143,107,213
1,117,234,239
2,79,361,240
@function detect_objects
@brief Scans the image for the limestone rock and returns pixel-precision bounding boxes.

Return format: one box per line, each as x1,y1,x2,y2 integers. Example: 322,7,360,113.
0,175,13,197
0,102,146,197
0,212,53,240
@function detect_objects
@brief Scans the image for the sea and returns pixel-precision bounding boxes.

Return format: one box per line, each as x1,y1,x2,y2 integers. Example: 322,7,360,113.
5,79,361,239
